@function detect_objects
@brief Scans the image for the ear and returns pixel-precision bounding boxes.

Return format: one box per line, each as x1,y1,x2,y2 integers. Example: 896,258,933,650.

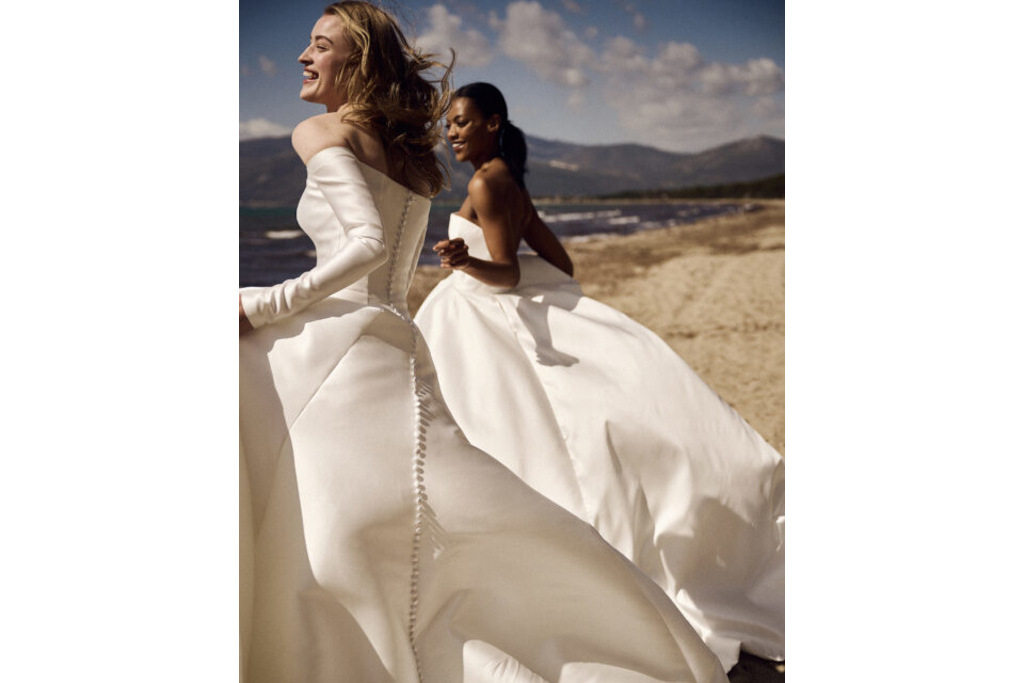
486,114,502,134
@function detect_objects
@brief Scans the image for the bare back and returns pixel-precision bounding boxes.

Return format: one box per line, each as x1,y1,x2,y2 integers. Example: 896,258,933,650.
455,158,531,239
456,158,573,277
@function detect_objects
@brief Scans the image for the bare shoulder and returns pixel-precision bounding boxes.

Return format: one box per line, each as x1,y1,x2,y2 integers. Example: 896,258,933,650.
479,157,514,184
292,114,384,168
468,158,515,198
292,114,349,165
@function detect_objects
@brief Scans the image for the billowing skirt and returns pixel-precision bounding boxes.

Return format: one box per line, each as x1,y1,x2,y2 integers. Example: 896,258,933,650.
240,292,727,682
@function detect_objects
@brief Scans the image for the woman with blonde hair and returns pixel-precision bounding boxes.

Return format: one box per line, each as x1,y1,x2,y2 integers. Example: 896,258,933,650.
239,3,726,681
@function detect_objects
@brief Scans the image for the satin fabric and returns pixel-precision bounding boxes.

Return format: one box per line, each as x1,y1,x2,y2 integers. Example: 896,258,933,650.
414,213,785,670
239,147,728,682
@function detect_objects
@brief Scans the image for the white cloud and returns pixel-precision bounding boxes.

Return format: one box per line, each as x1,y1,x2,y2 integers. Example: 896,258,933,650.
495,1,595,88
700,58,784,97
739,58,785,96
654,42,702,77
561,0,583,15
258,55,276,77
601,36,648,74
414,4,493,68
240,118,292,140
403,1,783,152
598,38,785,151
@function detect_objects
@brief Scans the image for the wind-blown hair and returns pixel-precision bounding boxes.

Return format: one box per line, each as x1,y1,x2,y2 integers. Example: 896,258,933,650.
325,1,454,197
453,82,528,188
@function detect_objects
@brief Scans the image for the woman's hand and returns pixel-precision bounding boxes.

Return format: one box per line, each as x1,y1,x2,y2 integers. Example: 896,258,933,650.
239,294,254,335
433,238,470,270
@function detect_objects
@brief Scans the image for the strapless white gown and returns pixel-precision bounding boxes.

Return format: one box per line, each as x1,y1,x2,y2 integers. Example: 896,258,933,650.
414,213,785,670
238,147,727,682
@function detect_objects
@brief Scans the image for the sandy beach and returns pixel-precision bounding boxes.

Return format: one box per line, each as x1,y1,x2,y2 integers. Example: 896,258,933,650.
409,199,785,456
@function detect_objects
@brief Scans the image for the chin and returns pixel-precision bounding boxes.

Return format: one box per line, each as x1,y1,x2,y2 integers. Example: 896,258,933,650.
299,85,323,104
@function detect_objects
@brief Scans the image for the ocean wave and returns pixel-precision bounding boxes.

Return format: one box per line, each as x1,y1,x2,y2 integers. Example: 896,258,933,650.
606,216,640,225
265,229,305,240
562,232,623,243
538,209,623,223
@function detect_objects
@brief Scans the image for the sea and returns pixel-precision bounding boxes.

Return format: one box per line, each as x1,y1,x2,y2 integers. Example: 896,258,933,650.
240,201,753,287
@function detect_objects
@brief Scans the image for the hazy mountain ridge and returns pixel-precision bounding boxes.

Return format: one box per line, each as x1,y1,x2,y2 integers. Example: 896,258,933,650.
239,134,784,206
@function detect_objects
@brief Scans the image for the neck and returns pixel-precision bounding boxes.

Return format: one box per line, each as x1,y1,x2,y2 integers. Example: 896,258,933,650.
470,147,499,172
325,100,351,115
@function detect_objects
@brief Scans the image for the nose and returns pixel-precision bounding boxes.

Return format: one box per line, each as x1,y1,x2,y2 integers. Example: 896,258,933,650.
298,45,312,64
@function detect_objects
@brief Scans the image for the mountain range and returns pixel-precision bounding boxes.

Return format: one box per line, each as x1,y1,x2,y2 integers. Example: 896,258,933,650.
240,134,784,206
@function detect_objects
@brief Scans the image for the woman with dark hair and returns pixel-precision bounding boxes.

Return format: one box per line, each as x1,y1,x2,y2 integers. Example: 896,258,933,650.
239,6,727,682
426,82,572,289
415,81,785,673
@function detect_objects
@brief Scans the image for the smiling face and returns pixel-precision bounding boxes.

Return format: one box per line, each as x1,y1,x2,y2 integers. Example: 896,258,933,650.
446,97,501,167
297,14,355,112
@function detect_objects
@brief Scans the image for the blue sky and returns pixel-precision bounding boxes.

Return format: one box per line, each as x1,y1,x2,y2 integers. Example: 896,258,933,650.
241,0,784,153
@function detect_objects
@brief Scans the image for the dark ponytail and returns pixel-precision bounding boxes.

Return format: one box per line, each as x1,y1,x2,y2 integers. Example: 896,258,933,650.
454,82,528,188
496,121,527,189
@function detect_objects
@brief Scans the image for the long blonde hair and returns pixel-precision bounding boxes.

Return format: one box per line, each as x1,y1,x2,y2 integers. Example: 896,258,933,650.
324,1,453,197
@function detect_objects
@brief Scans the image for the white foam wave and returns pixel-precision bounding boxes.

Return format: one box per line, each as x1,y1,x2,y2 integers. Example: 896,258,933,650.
265,229,304,240
538,209,623,223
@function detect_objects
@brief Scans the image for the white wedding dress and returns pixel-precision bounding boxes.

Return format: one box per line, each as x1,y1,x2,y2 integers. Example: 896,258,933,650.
238,147,728,682
414,214,785,671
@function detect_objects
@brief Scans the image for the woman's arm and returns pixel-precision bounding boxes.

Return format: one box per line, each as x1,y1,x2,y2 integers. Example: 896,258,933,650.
522,203,573,277
240,294,254,334
238,145,386,331
446,172,522,288
437,192,574,282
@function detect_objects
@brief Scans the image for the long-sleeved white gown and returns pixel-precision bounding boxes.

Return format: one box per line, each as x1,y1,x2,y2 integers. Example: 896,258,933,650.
414,213,785,671
238,146,728,682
